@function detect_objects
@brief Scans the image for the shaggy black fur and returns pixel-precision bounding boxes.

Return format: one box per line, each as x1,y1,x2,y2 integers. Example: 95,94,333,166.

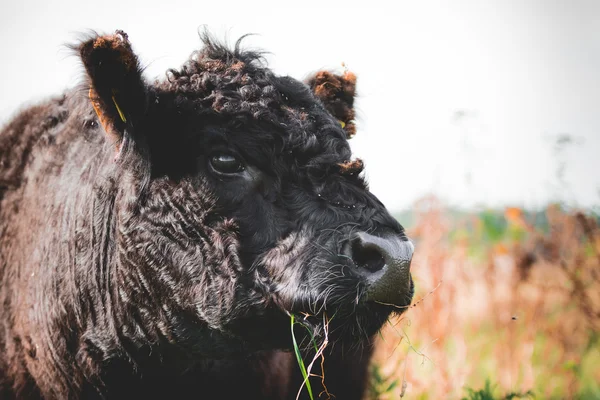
0,30,413,399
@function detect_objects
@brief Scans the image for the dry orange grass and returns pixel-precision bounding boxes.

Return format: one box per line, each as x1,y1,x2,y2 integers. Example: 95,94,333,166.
368,197,600,399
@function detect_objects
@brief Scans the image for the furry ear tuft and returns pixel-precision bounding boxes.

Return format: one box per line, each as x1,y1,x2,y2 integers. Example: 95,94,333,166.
78,30,147,154
306,70,357,138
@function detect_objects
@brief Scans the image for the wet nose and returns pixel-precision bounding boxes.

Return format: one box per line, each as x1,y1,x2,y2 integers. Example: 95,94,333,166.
350,232,414,304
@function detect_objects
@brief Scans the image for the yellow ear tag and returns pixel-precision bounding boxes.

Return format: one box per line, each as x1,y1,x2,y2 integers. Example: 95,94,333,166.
112,95,127,123
339,120,346,129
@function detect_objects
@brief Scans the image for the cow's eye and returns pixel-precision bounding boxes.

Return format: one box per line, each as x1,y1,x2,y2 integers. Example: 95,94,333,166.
209,153,245,174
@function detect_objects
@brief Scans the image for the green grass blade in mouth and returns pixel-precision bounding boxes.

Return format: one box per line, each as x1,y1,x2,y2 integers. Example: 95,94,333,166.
290,314,315,400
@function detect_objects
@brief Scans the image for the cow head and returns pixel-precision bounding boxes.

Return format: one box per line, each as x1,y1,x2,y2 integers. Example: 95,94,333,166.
77,30,414,359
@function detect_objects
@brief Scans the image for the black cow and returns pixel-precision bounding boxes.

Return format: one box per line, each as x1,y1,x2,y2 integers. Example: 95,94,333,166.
0,30,414,399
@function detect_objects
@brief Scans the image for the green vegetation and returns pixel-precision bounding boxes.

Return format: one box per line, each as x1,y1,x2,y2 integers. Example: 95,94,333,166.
367,364,402,399
290,314,316,400
461,380,534,400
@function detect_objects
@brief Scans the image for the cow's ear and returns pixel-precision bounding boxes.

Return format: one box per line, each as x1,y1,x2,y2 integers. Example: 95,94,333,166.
306,70,357,138
78,30,147,154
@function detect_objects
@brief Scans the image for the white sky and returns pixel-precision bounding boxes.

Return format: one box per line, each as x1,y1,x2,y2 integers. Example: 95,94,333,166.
1,0,599,211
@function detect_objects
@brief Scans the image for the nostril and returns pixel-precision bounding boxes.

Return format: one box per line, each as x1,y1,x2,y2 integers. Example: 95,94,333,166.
351,239,385,273
349,231,413,304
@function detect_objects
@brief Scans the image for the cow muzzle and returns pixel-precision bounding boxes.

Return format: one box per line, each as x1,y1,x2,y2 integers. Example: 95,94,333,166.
346,232,414,305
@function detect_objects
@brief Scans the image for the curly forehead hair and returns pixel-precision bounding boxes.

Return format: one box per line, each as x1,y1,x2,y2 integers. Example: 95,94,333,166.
160,34,315,122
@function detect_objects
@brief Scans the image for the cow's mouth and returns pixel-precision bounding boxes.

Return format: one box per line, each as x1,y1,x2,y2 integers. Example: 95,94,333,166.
252,230,414,350
281,240,416,348
287,281,414,351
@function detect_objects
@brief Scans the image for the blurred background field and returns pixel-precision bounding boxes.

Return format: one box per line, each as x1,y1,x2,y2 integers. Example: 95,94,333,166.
367,197,600,399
